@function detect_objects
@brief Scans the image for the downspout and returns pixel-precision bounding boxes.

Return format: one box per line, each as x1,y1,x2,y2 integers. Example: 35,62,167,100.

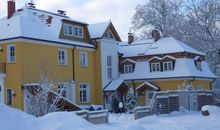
210,78,216,90
189,77,195,86
72,46,76,81
132,80,136,97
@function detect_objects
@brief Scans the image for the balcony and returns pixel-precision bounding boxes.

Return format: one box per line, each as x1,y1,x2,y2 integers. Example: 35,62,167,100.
0,62,6,73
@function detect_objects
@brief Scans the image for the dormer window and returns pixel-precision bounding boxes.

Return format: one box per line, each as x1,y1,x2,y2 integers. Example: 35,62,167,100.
74,26,83,38
151,62,160,72
163,62,173,71
195,61,202,71
63,24,83,38
63,24,73,36
124,64,133,74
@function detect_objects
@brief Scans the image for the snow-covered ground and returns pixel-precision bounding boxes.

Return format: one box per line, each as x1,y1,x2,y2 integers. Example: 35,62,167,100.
0,103,220,130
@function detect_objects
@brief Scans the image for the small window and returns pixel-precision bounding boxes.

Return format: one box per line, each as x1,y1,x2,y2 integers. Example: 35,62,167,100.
58,49,67,65
7,44,16,63
195,61,202,71
151,62,160,72
74,26,83,38
58,84,67,98
163,62,173,71
124,64,133,74
6,89,13,105
63,24,73,36
104,30,114,39
79,84,90,103
80,52,88,68
107,56,112,79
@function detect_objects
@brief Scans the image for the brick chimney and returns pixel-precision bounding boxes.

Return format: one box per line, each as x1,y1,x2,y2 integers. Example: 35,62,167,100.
8,0,16,19
128,32,134,44
152,29,161,42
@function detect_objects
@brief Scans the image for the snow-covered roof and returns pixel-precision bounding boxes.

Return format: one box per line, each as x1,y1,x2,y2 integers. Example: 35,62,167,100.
88,21,110,39
104,79,128,91
120,58,216,81
136,82,160,91
0,7,94,48
119,37,205,57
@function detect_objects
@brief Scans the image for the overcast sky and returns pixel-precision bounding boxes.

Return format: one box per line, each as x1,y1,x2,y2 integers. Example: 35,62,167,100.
0,0,145,41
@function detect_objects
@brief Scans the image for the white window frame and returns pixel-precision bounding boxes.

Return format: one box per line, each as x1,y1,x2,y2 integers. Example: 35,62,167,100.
107,56,113,79
58,48,67,65
163,62,173,71
104,30,115,40
80,51,88,68
74,26,83,38
124,64,133,74
7,44,16,63
79,83,90,103
63,24,74,36
151,62,161,72
6,88,13,105
58,84,67,98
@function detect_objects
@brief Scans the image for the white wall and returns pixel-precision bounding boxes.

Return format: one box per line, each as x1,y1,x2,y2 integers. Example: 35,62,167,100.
100,39,119,88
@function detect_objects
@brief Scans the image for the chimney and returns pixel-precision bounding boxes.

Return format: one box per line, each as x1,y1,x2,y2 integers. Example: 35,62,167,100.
128,32,134,44
27,0,36,8
8,0,16,19
57,10,67,16
152,29,161,42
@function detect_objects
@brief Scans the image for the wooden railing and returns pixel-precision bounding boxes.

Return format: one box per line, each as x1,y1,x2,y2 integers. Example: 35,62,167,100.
0,62,6,73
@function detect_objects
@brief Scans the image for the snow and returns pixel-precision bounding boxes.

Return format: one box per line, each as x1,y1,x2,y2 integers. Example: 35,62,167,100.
88,21,110,39
0,103,220,130
119,37,205,58
120,58,216,81
104,79,125,91
0,7,94,48
136,81,160,90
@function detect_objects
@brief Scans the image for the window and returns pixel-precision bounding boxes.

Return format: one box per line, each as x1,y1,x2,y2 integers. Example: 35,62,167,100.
79,84,90,103
124,64,133,74
163,62,173,71
63,24,73,36
107,56,112,79
195,61,202,71
6,89,13,105
58,49,67,65
104,30,114,39
7,44,16,63
58,84,67,98
74,26,83,38
151,62,160,72
80,52,88,68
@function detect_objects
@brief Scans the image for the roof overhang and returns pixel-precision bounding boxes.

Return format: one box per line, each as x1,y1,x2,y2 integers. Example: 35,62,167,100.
104,79,129,92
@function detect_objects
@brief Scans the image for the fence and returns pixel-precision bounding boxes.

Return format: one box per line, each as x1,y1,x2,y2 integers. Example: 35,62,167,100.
75,110,109,124
134,90,213,120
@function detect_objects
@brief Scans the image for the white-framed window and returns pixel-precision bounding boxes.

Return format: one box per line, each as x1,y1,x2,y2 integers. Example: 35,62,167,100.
163,62,173,71
63,24,73,36
58,49,67,65
74,26,83,38
195,61,202,71
79,83,90,103
6,88,13,105
7,44,16,63
58,84,67,98
124,64,133,74
151,62,160,72
107,56,112,79
104,30,114,39
80,51,88,68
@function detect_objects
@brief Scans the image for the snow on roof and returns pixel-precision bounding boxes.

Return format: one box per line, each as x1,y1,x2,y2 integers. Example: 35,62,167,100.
88,21,110,39
0,7,94,48
119,37,205,57
120,58,216,81
104,79,127,91
122,59,136,64
148,55,176,62
136,82,160,90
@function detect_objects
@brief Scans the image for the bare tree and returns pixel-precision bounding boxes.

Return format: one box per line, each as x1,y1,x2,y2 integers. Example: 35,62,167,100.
132,0,185,39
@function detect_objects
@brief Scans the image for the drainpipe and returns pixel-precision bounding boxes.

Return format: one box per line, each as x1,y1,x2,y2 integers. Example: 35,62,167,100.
132,80,136,97
72,46,76,81
210,79,216,90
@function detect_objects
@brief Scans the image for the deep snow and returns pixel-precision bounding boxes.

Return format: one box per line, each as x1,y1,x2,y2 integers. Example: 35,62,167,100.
0,103,220,130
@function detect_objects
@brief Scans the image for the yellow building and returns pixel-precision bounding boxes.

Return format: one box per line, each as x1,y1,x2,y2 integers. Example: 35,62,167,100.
0,1,122,110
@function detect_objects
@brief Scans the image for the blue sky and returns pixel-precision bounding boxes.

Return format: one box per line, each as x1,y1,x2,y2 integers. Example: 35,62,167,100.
0,0,145,41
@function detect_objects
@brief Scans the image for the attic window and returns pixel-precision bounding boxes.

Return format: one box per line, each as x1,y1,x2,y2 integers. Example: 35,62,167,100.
124,64,133,74
63,24,83,38
195,61,202,71
104,30,114,39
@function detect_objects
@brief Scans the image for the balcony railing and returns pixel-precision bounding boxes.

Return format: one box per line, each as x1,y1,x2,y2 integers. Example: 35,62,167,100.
0,62,6,73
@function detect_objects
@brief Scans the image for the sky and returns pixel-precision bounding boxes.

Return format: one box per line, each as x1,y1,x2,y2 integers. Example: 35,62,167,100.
0,0,145,41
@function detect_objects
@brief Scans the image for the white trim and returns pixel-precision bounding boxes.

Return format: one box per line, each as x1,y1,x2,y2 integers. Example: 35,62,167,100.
163,61,173,71
124,64,133,74
73,26,84,38
0,38,95,49
7,44,16,63
136,82,159,91
148,55,176,62
58,48,68,66
63,24,74,36
6,88,13,105
122,59,136,64
80,51,88,68
151,62,161,72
